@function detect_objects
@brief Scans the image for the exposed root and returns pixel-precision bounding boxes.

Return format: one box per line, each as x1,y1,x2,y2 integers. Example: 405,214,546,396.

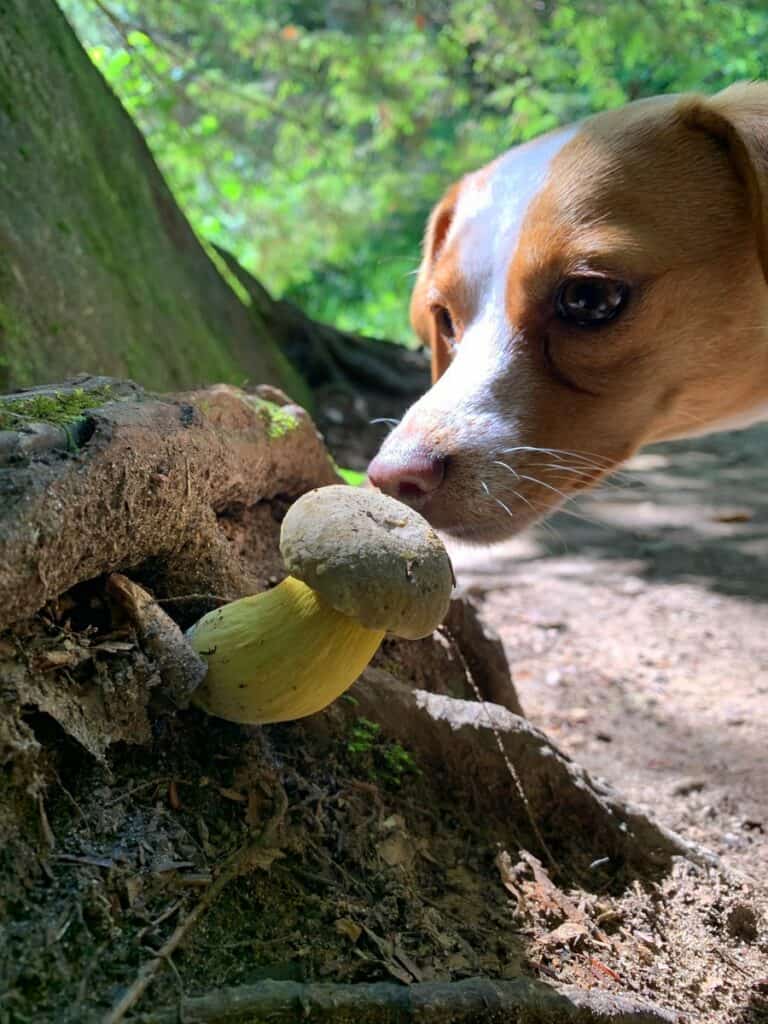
130,976,678,1023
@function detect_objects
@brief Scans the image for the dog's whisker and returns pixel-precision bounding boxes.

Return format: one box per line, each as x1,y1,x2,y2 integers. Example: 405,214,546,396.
513,490,567,549
482,480,564,547
500,445,617,469
526,461,600,479
499,446,638,484
493,458,626,501
488,466,612,532
500,445,611,461
530,495,610,530
369,417,401,428
516,473,571,502
525,462,637,490
537,454,632,479
491,459,520,478
484,486,516,520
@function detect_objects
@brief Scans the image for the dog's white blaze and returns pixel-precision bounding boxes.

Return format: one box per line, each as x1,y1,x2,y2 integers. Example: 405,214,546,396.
402,304,516,449
406,127,577,450
452,127,574,297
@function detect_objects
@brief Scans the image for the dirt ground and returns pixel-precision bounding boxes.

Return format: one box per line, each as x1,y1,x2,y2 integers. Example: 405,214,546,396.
446,421,768,1020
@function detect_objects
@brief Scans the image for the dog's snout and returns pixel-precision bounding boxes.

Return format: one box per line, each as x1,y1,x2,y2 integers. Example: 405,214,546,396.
368,447,446,504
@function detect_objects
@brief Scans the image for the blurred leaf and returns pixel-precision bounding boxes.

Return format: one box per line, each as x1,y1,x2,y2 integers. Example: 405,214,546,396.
337,467,367,486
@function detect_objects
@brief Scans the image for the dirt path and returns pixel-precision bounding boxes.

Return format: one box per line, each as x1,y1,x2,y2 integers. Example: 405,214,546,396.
449,423,768,883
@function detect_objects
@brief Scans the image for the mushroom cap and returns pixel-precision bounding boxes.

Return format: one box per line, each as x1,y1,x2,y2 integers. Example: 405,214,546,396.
280,485,454,639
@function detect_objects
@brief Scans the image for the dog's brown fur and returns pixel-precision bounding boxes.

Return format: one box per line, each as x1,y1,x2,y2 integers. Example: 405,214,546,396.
369,83,768,541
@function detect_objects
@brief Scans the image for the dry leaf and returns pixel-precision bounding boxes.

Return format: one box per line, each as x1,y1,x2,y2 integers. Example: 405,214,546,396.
712,509,752,523
540,921,587,947
335,918,362,943
93,640,135,654
218,787,246,802
377,831,415,869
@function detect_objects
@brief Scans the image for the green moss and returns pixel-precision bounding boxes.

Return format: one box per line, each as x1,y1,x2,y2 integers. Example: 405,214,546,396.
346,718,419,789
0,385,113,430
249,397,299,439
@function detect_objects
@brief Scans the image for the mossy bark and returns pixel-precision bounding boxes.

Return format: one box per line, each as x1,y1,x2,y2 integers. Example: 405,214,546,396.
0,0,291,391
0,378,339,630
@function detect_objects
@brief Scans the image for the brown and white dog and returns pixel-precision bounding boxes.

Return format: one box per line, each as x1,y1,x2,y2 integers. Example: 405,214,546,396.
368,83,768,542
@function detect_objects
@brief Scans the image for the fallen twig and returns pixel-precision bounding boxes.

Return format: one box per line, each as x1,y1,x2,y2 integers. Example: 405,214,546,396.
107,574,207,706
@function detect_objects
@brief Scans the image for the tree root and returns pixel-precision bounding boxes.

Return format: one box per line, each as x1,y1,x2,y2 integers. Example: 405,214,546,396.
0,378,338,630
132,976,678,1023
106,573,207,706
212,245,430,399
317,670,717,875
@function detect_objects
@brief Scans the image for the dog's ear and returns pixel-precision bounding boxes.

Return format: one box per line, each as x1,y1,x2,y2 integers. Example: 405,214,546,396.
410,183,461,383
680,83,768,283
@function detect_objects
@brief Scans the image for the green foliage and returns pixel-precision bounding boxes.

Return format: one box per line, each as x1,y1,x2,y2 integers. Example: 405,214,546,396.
347,717,382,757
336,466,367,487
346,717,418,788
60,1,768,343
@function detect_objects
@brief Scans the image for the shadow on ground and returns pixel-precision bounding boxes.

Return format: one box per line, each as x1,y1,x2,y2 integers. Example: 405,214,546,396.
456,422,768,603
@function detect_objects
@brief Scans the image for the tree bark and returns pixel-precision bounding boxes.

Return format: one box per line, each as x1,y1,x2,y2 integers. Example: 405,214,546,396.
0,1,293,394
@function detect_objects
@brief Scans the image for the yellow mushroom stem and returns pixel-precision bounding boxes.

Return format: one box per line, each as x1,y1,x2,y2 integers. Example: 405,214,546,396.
188,576,385,725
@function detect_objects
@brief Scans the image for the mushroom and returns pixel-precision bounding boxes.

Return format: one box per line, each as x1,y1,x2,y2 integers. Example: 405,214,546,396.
187,485,454,724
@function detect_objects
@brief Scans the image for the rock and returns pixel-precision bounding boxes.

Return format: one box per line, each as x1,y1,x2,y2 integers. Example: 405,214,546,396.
726,903,760,943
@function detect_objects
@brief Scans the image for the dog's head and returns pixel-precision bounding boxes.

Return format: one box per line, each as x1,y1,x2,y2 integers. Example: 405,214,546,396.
368,83,768,542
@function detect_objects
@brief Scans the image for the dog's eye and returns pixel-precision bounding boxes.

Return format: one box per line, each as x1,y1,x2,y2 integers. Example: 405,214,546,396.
433,305,456,344
556,277,629,326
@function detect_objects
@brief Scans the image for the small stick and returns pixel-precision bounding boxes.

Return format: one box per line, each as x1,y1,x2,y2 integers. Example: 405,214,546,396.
106,574,207,706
